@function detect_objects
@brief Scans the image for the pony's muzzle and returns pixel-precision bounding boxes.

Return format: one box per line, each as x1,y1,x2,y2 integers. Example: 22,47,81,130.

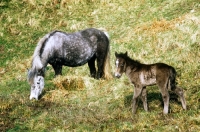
30,95,38,100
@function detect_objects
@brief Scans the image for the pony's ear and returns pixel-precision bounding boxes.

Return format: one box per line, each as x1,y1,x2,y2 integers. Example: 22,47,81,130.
37,67,45,76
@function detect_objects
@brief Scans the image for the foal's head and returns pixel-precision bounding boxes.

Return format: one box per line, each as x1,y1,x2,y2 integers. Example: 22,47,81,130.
27,68,45,100
114,52,127,78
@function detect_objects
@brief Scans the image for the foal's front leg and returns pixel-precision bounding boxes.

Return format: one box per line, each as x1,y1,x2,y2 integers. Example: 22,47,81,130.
141,87,148,112
132,86,143,114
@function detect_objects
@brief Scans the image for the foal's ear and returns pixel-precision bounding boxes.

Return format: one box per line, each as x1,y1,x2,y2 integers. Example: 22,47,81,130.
115,52,118,57
124,51,128,56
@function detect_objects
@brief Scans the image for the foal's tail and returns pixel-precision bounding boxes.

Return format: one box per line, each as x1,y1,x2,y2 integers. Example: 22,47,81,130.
168,67,177,91
103,31,113,80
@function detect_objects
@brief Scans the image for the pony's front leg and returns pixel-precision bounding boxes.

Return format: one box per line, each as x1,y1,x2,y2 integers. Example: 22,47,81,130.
132,86,143,114
141,87,148,112
52,64,62,76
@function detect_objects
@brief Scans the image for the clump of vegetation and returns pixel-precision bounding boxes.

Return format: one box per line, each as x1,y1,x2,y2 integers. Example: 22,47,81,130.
53,76,85,90
0,0,200,131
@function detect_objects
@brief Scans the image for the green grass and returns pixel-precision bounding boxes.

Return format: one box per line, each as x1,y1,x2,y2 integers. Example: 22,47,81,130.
0,0,200,131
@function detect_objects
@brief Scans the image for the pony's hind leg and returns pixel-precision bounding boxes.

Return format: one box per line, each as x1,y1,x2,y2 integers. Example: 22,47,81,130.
96,57,104,79
141,87,148,112
174,86,187,110
88,56,96,78
96,42,109,79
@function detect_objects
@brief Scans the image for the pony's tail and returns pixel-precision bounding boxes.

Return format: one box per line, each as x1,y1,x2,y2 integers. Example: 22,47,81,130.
103,31,113,80
168,67,176,91
32,33,50,69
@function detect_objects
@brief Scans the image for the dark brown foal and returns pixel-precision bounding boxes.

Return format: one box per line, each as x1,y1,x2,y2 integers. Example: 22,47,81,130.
115,52,186,114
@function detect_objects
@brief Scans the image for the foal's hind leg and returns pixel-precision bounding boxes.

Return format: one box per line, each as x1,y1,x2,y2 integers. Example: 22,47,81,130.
162,91,169,114
174,86,187,110
88,56,96,78
158,85,170,114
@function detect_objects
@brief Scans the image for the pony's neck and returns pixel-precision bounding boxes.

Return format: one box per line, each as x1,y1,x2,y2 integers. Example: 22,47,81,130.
31,55,44,70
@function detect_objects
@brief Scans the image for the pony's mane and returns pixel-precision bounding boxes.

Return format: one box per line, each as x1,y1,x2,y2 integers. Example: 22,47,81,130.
31,32,55,70
27,68,36,83
28,31,55,81
31,34,49,70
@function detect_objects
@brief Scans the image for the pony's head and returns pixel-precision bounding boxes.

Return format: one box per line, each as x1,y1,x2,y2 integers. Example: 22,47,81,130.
114,52,127,78
27,67,45,100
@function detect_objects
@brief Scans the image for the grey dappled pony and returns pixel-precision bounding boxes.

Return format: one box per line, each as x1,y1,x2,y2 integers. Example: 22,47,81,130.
27,28,112,100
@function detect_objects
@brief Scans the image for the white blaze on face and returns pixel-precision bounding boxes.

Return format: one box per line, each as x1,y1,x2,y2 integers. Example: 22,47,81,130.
115,59,121,77
30,76,44,100
116,59,119,68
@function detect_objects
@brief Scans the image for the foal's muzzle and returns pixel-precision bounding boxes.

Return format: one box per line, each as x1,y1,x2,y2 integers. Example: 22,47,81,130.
115,73,122,78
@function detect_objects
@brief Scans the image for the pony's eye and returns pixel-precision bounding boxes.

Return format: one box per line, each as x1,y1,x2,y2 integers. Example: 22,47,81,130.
37,82,40,84
32,86,35,90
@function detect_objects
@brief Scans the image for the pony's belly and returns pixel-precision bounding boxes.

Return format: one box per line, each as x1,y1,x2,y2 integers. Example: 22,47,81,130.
48,44,96,67
48,56,92,67
63,51,95,66
62,57,90,67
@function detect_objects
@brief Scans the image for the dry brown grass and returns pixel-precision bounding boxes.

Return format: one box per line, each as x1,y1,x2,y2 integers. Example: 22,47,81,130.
135,17,185,34
53,76,85,90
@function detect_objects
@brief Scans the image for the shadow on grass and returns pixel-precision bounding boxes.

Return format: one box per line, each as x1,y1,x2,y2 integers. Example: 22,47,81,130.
0,95,60,132
124,92,183,110
124,92,162,108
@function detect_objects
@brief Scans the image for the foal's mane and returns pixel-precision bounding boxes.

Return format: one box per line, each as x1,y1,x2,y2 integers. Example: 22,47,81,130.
117,52,141,68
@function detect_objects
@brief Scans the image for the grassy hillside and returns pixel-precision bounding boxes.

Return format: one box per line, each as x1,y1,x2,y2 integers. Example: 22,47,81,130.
0,0,200,131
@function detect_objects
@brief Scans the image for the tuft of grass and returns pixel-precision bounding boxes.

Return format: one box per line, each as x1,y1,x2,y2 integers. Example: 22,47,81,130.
53,76,85,90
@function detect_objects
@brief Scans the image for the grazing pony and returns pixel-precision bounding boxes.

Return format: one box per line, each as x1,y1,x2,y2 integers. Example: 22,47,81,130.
114,52,186,114
27,28,112,100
